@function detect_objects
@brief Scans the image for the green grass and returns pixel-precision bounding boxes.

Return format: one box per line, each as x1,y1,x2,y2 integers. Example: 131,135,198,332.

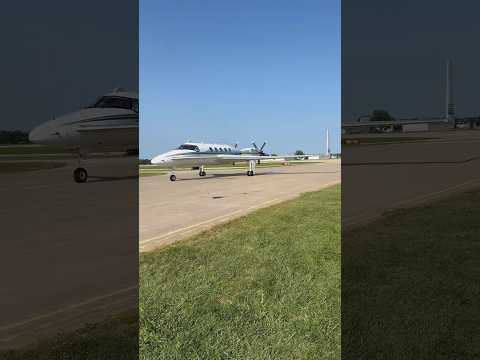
0,313,138,360
0,145,71,155
342,136,433,145
140,185,341,360
0,161,66,173
139,170,167,177
343,189,480,359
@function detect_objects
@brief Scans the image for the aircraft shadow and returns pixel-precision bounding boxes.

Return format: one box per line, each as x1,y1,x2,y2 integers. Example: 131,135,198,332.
87,175,138,183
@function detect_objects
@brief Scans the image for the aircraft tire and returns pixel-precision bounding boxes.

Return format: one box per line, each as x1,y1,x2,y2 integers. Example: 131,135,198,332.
73,167,88,183
170,174,177,182
199,171,206,177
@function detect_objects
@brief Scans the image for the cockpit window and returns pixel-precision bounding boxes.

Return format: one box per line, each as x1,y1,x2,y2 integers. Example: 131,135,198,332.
209,147,213,151
177,144,199,151
89,96,138,112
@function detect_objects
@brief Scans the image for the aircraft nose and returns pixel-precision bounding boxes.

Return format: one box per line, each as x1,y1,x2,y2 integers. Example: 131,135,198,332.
28,122,61,145
28,125,44,144
151,155,164,164
151,155,169,166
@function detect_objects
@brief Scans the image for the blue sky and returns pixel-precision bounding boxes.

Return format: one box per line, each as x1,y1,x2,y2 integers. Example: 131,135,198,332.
140,0,340,158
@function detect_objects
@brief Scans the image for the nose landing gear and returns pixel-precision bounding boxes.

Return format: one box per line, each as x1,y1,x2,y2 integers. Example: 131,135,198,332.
199,165,206,177
73,167,88,183
169,174,177,182
73,151,88,183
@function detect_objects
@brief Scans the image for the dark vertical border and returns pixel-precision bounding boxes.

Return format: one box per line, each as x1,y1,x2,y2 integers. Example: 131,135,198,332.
342,1,480,358
0,0,139,357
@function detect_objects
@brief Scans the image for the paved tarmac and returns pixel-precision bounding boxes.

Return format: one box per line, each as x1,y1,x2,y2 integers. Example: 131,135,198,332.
140,160,341,252
342,130,480,227
0,157,138,350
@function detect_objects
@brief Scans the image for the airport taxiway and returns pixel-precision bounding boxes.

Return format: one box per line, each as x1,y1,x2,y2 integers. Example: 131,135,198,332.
0,157,138,350
140,160,341,252
342,130,480,227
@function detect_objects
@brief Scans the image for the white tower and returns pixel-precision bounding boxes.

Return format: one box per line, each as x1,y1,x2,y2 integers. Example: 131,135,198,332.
326,128,331,158
446,60,456,124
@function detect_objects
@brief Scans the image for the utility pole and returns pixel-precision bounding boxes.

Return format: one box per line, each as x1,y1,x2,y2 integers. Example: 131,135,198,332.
446,60,456,127
326,128,331,159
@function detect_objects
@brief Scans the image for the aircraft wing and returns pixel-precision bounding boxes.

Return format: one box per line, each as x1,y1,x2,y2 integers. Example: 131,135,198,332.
168,154,313,161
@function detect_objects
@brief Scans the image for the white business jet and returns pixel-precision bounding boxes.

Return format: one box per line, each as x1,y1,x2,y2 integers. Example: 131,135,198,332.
28,89,138,182
151,141,302,181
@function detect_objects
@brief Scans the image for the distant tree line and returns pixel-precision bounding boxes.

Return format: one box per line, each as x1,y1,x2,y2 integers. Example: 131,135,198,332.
139,158,151,165
356,109,395,122
0,130,30,144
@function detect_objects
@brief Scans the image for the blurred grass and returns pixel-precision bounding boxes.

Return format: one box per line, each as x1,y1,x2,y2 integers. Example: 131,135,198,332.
343,188,480,359
0,313,138,360
0,161,66,173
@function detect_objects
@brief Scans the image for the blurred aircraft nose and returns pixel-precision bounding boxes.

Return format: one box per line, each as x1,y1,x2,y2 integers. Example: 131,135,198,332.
151,155,170,166
28,123,60,145
28,125,44,143
151,155,164,164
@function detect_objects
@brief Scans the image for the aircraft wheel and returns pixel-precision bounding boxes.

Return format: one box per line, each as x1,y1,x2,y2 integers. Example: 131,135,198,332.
170,174,177,182
199,171,206,177
73,167,88,183
247,170,253,176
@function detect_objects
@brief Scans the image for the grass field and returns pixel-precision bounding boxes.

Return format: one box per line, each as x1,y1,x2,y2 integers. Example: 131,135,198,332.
0,145,71,155
342,136,433,146
342,188,480,359
139,169,167,177
140,185,341,359
0,161,66,173
0,313,138,360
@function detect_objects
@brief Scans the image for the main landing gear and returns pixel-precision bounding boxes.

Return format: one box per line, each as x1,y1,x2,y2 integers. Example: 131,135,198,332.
170,174,177,182
73,151,88,183
247,160,256,177
199,165,206,177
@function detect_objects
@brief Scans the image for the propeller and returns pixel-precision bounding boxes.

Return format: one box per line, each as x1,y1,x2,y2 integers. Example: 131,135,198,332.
251,141,268,156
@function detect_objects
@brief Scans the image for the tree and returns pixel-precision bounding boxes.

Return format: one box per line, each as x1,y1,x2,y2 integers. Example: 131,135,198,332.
369,109,394,122
295,150,305,155
0,130,30,144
